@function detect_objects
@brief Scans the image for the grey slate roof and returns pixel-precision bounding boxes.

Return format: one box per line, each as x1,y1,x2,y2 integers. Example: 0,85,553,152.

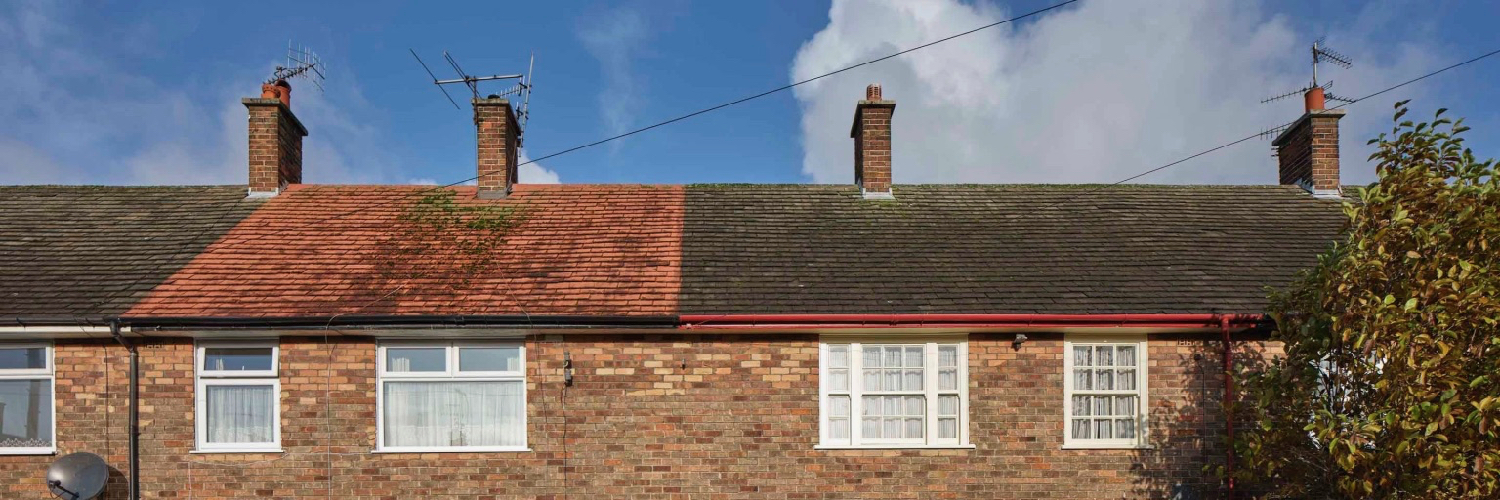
680,184,1347,315
0,186,264,320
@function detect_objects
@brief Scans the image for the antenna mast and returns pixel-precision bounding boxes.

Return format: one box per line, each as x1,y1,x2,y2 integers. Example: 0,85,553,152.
1259,37,1355,139
410,49,536,145
269,40,327,92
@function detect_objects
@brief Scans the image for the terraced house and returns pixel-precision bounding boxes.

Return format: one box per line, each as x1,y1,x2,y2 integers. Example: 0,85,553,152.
0,81,1351,499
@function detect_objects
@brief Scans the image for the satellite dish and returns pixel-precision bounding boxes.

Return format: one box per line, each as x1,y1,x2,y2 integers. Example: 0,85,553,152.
46,452,108,500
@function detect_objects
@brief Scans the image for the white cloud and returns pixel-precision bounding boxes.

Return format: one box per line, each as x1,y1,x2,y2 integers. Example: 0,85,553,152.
792,0,1439,186
0,1,406,186
518,151,562,184
577,6,651,149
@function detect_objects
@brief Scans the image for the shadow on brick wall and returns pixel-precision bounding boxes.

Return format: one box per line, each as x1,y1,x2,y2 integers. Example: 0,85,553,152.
1128,336,1275,499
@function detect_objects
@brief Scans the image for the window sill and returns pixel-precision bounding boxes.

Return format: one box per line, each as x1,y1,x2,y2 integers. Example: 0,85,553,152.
1060,443,1153,450
0,448,56,456
815,444,976,450
372,447,532,454
190,448,284,454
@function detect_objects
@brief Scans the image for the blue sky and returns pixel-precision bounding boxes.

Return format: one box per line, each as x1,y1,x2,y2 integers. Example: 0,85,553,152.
1,0,1496,187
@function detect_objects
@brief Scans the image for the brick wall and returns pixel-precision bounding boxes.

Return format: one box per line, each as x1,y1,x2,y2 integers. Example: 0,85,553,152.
0,333,1265,499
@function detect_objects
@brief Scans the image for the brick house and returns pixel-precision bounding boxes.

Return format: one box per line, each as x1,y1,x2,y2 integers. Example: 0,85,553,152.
0,81,1350,499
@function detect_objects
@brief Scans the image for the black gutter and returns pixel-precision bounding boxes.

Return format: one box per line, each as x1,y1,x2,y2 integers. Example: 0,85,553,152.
109,319,140,500
120,314,679,330
8,317,112,327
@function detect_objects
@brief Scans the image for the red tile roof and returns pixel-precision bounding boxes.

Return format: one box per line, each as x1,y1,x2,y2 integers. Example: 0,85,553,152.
127,184,683,317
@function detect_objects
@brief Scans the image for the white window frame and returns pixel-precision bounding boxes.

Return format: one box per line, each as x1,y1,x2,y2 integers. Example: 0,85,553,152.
193,341,282,453
0,342,55,455
816,337,971,449
375,341,528,453
1062,335,1149,449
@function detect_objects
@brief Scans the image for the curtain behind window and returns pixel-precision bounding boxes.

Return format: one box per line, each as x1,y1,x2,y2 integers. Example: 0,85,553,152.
383,381,524,447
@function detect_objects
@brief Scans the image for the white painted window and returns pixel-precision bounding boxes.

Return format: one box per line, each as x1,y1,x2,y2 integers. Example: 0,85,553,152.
1063,336,1148,448
195,341,281,452
819,339,968,448
376,342,527,452
0,343,54,454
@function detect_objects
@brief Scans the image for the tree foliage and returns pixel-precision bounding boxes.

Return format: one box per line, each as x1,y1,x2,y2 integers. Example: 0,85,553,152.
1231,103,1500,498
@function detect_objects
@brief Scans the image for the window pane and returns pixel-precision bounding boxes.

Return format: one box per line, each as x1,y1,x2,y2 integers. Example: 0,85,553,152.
1073,346,1091,366
884,370,901,391
1072,419,1091,439
205,384,273,444
1115,418,1136,439
1072,395,1092,416
905,395,924,416
1114,396,1137,417
1117,346,1137,366
827,345,848,368
828,395,849,417
884,396,900,415
862,369,881,391
903,369,922,390
938,368,958,391
829,418,849,440
1095,346,1113,367
1096,369,1114,390
1095,419,1113,439
1074,369,1092,390
0,380,52,447
939,418,957,439
939,395,959,416
862,397,881,417
827,369,848,391
383,381,524,447
386,348,445,372
202,348,273,372
884,347,901,367
861,418,880,438
938,345,958,367
0,348,46,370
458,347,520,372
904,346,923,367
1117,369,1137,390
1093,396,1111,416
862,346,881,368
904,418,923,438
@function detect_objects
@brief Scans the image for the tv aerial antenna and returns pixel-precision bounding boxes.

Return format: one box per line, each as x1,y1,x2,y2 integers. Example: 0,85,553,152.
1262,37,1355,105
410,49,535,144
1259,37,1355,138
268,40,326,92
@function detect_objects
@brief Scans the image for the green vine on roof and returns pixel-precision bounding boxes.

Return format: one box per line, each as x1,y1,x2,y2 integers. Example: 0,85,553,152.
375,189,525,291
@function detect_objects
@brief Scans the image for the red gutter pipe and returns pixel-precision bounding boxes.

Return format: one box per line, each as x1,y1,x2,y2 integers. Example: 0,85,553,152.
1221,315,1237,499
679,313,1264,330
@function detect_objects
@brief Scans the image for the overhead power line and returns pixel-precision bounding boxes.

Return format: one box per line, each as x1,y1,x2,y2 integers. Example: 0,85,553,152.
1026,45,1500,210
219,0,1084,235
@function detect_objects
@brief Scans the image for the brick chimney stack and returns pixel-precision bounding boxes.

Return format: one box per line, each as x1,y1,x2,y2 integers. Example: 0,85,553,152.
851,84,896,199
1272,87,1344,198
474,97,520,199
243,80,307,198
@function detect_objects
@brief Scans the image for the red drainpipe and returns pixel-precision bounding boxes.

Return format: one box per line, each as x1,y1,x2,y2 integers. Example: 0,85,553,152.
1222,315,1237,499
679,313,1263,330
